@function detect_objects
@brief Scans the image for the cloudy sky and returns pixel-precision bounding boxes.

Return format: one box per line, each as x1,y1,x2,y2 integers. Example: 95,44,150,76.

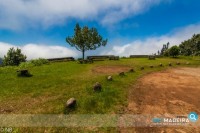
0,0,200,59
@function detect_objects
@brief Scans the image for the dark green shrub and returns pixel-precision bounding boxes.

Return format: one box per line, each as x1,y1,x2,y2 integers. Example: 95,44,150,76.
3,47,26,66
169,46,180,57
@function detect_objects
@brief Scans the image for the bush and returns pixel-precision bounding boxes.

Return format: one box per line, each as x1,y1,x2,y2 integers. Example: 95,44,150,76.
163,49,169,56
169,46,180,57
19,62,34,69
30,58,49,66
3,47,26,66
19,58,49,69
194,51,200,56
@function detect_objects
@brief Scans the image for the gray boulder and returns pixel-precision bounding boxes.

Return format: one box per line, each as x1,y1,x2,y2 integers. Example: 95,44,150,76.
66,98,76,108
186,62,190,65
150,65,154,68
129,68,135,72
93,82,102,91
119,72,125,76
107,76,113,81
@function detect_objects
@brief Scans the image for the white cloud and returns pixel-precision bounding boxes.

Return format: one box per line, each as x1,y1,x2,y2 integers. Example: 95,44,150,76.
0,0,166,30
0,42,15,57
101,23,200,56
1,23,199,59
0,42,78,60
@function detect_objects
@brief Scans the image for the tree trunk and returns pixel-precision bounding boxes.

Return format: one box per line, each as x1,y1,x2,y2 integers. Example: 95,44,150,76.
82,49,85,60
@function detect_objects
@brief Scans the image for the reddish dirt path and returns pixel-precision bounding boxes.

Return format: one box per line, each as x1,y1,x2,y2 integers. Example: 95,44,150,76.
122,67,200,133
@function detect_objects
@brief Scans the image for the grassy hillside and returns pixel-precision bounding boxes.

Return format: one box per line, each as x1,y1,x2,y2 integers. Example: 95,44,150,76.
0,57,199,114
0,57,200,132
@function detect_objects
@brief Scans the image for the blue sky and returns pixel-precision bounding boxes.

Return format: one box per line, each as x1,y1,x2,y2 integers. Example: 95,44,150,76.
0,0,200,59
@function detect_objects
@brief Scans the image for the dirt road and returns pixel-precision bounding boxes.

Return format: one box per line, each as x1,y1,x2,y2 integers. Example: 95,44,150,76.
123,67,200,133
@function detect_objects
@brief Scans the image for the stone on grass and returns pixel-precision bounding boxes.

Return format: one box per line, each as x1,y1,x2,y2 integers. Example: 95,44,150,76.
93,82,102,91
107,76,113,81
119,72,125,76
66,98,76,108
140,67,144,70
150,65,154,68
176,62,180,65
159,63,163,67
17,69,32,77
169,62,172,66
129,68,135,72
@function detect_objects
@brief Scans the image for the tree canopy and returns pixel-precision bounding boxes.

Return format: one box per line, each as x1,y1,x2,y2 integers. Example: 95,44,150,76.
169,45,180,57
158,33,200,57
179,34,200,56
66,23,107,59
159,42,170,56
3,47,26,66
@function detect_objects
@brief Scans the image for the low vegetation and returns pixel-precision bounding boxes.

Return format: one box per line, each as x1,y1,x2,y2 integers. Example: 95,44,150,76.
0,57,200,132
19,58,49,69
1,57,199,114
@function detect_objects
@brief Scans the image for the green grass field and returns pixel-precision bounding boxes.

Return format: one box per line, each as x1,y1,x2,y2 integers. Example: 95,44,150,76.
0,56,200,132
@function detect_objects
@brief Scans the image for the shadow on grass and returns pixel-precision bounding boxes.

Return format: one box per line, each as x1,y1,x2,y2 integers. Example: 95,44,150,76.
17,73,33,77
64,105,77,114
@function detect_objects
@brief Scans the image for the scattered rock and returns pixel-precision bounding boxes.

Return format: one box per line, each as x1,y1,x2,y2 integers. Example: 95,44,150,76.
17,69,32,77
169,62,172,66
66,98,76,108
93,82,102,91
186,62,190,65
119,72,125,76
129,68,135,72
176,62,180,65
107,76,113,81
140,67,144,70
150,65,154,68
159,63,163,67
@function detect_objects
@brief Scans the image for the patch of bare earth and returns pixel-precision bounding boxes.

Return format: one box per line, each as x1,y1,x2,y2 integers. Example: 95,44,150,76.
121,67,200,133
92,65,131,74
0,94,60,114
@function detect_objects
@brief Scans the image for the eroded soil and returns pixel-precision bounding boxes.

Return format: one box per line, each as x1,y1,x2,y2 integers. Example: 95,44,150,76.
122,67,200,133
